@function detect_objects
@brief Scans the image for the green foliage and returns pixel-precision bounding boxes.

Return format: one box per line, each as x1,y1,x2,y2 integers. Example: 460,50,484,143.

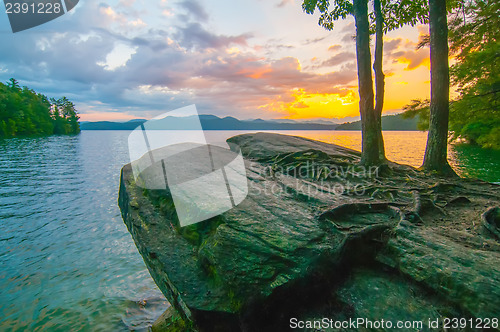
302,0,428,33
402,99,430,131
403,0,499,150
0,79,80,138
337,112,419,130
302,0,353,30
447,0,500,149
380,0,428,32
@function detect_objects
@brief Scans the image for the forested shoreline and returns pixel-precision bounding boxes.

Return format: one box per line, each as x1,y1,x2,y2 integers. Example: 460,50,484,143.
402,0,499,150
0,79,80,138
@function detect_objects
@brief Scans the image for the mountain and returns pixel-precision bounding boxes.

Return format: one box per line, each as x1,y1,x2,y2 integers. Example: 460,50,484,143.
79,120,143,130
335,113,420,131
80,115,339,131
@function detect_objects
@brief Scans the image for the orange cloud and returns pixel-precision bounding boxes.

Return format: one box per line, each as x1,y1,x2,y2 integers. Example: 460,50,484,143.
257,87,360,120
395,49,430,70
236,66,272,79
328,44,342,52
384,32,430,71
79,111,141,122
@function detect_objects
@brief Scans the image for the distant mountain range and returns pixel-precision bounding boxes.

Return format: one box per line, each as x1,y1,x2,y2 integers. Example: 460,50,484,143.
80,115,339,131
335,113,419,131
80,113,419,131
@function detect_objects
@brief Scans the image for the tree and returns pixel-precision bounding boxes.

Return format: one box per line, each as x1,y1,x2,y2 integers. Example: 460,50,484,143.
401,98,430,130
302,0,430,165
303,0,383,165
369,0,429,162
447,0,500,149
59,97,81,134
8,78,20,90
402,1,497,151
421,0,455,174
353,0,382,165
373,0,385,161
0,79,79,137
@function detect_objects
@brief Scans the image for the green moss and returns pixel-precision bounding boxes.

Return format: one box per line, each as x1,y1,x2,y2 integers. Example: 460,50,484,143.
180,216,224,246
142,189,225,246
181,226,201,245
158,197,176,217
228,289,244,312
152,312,195,332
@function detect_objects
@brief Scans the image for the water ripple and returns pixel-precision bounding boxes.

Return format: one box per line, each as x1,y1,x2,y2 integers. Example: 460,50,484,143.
0,132,166,331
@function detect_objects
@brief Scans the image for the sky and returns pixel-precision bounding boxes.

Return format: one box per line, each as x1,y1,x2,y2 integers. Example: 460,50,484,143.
0,0,432,122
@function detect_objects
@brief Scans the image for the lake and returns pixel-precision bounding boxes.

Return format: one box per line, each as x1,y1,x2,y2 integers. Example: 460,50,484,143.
1,130,499,331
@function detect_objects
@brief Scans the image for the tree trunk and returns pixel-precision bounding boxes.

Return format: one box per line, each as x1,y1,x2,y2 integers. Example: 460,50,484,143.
422,0,455,175
353,0,380,166
373,0,386,162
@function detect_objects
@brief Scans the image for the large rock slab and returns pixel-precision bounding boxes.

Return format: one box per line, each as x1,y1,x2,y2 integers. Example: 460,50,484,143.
119,133,500,331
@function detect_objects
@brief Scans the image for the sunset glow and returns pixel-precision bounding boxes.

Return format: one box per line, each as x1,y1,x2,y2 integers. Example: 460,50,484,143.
0,0,435,122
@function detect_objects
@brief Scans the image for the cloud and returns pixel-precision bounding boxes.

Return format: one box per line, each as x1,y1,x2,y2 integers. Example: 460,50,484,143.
384,38,402,53
177,0,209,22
0,0,388,121
276,0,293,7
302,36,327,45
97,43,138,71
328,44,341,52
118,0,136,7
383,35,429,71
174,23,252,50
314,52,355,68
341,33,355,43
292,101,309,108
340,22,354,33
396,49,429,70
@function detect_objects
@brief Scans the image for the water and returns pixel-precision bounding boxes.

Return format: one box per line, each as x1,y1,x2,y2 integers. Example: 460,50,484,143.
0,130,498,331
449,143,500,184
0,132,167,331
210,130,500,183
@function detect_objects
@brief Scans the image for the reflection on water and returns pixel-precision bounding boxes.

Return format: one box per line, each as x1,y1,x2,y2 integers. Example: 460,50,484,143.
0,130,498,331
208,130,499,183
205,130,428,167
449,143,500,184
277,130,429,167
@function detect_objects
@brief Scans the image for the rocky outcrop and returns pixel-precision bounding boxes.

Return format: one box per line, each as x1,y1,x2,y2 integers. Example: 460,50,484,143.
377,220,500,319
119,133,500,331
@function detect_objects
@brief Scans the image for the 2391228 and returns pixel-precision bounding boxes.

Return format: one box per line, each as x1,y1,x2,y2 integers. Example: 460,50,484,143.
5,2,62,14
443,317,498,329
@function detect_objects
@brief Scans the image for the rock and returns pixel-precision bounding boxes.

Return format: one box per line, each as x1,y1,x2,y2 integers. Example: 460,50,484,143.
118,133,500,331
377,220,500,318
299,267,453,331
152,306,192,332
483,206,500,240
226,132,361,161
335,268,446,328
